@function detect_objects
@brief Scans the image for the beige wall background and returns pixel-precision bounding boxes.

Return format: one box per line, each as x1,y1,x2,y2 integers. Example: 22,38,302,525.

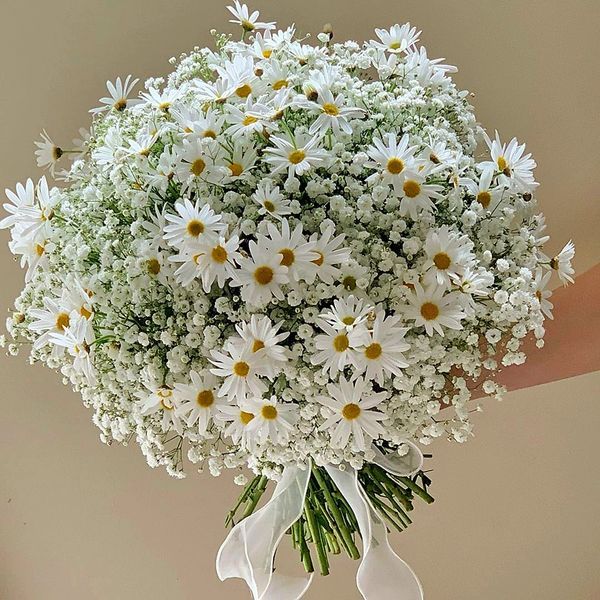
1,1,599,599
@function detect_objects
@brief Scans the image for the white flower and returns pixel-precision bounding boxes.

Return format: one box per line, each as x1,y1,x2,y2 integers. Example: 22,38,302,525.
366,132,419,194
216,55,261,100
397,169,444,220
405,283,465,336
217,404,256,446
305,225,351,285
354,313,410,384
0,179,35,230
169,235,240,291
209,344,267,401
227,1,275,32
534,269,554,319
549,240,575,285
14,176,57,242
48,318,96,384
299,88,363,136
480,131,538,192
461,168,503,213
135,384,182,433
373,23,420,53
173,137,225,185
244,396,297,445
262,219,318,282
264,133,328,179
320,295,372,332
226,98,272,138
140,87,180,112
172,107,225,139
423,226,475,288
252,180,291,219
316,376,387,451
34,130,64,176
90,75,139,114
29,297,74,354
174,370,225,434
163,199,226,250
231,315,289,378
230,240,289,305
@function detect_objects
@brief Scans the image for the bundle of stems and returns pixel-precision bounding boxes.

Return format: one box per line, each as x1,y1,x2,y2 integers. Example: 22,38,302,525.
226,461,434,576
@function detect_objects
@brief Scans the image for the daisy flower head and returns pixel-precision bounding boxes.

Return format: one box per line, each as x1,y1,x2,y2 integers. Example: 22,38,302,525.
221,142,258,182
397,169,444,220
460,167,503,213
300,88,364,136
169,234,240,291
227,1,276,32
172,106,225,139
140,86,180,113
252,180,291,219
534,269,554,319
163,199,226,251
402,46,457,87
366,132,419,194
422,226,475,288
305,225,351,285
262,219,319,282
549,240,575,285
480,131,538,193
317,376,387,452
90,75,139,115
174,370,225,435
48,317,96,384
354,313,410,385
0,179,35,230
373,23,420,54
230,239,289,306
28,295,74,354
225,97,272,139
8,228,52,281
405,282,466,336
264,132,328,179
209,343,267,402
244,396,297,446
34,130,64,176
232,314,289,378
135,383,182,434
217,55,262,101
173,137,224,186
320,295,373,332
217,404,257,447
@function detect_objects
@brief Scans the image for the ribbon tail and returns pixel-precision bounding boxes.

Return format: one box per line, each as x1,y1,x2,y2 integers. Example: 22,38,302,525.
371,441,424,477
216,465,313,600
325,465,424,600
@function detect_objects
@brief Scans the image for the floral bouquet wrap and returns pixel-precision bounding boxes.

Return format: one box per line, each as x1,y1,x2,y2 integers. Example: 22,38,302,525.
1,3,575,598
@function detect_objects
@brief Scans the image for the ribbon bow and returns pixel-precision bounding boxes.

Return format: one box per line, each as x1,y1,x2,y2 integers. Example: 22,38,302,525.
216,442,425,600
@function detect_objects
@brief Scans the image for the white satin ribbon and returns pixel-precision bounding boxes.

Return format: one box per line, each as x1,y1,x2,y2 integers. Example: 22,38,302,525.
216,443,424,600
216,465,313,600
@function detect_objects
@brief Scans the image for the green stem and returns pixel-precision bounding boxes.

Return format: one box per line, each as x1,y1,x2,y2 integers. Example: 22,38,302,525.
399,476,436,504
304,503,329,576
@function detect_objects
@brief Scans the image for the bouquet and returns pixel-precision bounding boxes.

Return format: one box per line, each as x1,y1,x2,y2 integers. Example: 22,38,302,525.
1,2,575,598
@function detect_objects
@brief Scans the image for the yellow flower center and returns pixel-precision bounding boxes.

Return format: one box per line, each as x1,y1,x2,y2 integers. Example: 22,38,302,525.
272,79,288,90
342,316,356,326
35,243,45,257
187,219,205,237
535,290,542,300
476,191,491,208
254,266,274,285
196,389,214,407
203,130,217,139
236,84,252,98
312,251,325,266
433,252,451,270
158,389,174,410
333,334,349,352
389,41,402,50
243,115,258,126
55,312,70,331
386,157,404,175
252,339,265,353
364,343,382,360
262,49,273,59
279,248,295,267
241,19,255,32
190,158,206,176
263,200,276,212
322,102,339,116
550,257,559,270
343,275,357,290
80,306,92,320
229,163,243,177
233,361,250,377
420,302,440,321
147,258,161,275
261,405,278,420
288,149,306,165
114,99,127,112
403,180,421,198
211,245,228,264
497,156,508,172
240,410,255,425
342,403,361,420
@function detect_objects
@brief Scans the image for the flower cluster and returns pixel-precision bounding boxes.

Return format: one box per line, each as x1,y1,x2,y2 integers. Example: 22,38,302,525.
2,3,574,480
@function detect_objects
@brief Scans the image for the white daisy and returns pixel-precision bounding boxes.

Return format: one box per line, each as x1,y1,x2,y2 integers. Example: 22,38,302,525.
172,106,225,139
316,376,387,451
402,47,457,87
173,137,224,185
90,75,139,115
169,235,240,291
461,168,504,213
226,1,275,32
320,295,373,332
48,318,96,384
305,225,351,285
373,23,420,53
404,283,465,336
454,267,495,317
194,78,235,105
262,219,318,282
231,314,289,378
221,142,258,182
225,98,272,139
549,240,575,285
366,132,420,194
9,229,52,282
29,296,74,353
533,269,554,319
422,226,475,288
209,344,267,401
0,179,35,230
264,133,328,179
34,130,64,176
173,370,225,434
135,384,183,434
480,131,538,192
163,199,226,250
299,88,364,136
397,170,444,220
230,240,289,305
252,180,291,219
311,319,368,378
16,176,57,242
244,396,297,446
217,404,257,446
140,87,180,112
217,55,262,100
